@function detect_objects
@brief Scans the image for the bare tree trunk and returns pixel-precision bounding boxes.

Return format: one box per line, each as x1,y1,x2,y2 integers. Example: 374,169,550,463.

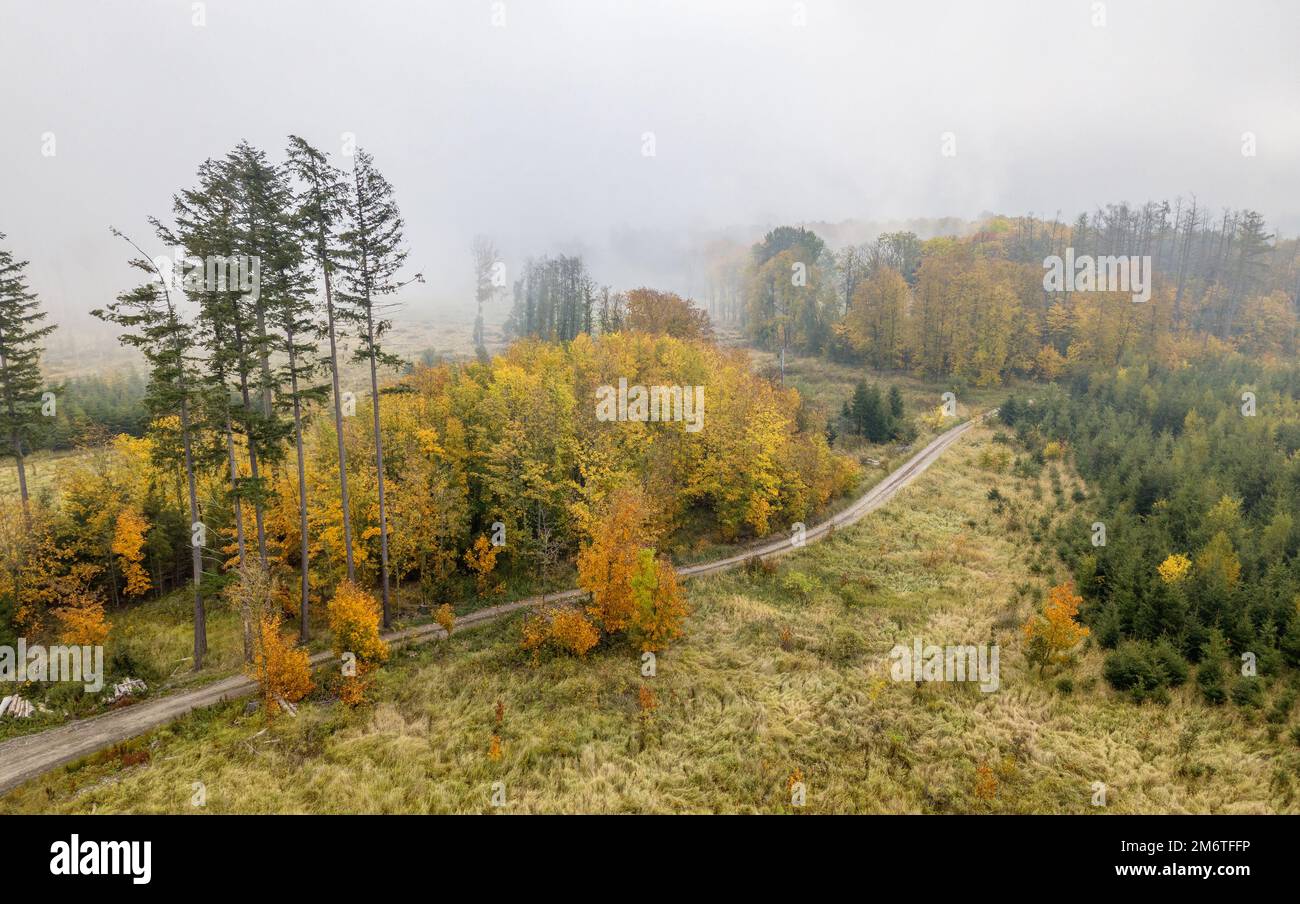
366,332,392,627
224,413,247,565
179,394,207,669
287,328,312,641
237,366,269,561
324,272,356,581
9,430,27,526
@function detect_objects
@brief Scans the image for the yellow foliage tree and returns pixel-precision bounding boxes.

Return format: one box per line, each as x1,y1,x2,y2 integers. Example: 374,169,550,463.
52,574,110,646
434,602,455,636
111,508,151,598
1195,531,1241,595
329,581,390,666
328,582,390,704
1157,553,1192,584
1034,344,1066,380
1023,581,1089,671
628,548,689,653
463,535,502,598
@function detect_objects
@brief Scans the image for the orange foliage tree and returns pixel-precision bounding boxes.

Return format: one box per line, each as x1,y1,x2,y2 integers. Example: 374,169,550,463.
1023,581,1090,673
53,589,111,647
328,581,390,705
249,611,314,717
525,487,690,661
622,288,713,340
577,488,655,634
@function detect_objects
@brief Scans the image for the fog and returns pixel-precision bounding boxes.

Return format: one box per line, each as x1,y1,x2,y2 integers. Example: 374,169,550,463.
2,0,1297,340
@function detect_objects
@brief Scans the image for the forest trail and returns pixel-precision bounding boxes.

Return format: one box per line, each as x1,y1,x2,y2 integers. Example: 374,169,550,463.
0,413,988,795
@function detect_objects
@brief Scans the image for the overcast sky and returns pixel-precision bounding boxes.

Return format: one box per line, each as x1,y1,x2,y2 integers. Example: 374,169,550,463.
2,0,1297,337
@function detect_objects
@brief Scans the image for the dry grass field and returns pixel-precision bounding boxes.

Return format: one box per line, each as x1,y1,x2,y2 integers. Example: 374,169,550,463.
6,421,1297,814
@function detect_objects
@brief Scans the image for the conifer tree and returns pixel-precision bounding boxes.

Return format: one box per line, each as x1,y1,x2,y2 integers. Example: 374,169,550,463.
341,148,422,627
161,159,253,569
225,144,299,562
287,136,357,582
257,156,325,641
94,228,209,668
0,234,55,525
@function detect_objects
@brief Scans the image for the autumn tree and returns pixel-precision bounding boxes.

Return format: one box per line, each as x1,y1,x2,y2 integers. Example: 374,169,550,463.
327,581,389,704
111,509,151,598
577,487,656,634
520,604,600,659
53,584,110,647
622,288,712,340
250,609,313,718
463,535,502,598
1023,581,1090,674
628,547,688,652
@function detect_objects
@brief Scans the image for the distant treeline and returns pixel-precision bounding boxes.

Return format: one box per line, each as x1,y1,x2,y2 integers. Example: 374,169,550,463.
40,371,149,449
697,201,1299,386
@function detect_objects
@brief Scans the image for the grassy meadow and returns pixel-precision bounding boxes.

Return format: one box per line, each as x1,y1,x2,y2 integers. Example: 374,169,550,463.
6,421,1297,814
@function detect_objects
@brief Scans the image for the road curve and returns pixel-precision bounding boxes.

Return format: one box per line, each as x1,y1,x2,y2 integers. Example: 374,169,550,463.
0,413,988,795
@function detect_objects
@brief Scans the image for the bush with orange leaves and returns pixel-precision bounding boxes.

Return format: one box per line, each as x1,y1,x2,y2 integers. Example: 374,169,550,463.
249,612,314,718
52,573,110,647
53,596,111,647
520,605,601,660
1023,581,1090,674
328,582,390,705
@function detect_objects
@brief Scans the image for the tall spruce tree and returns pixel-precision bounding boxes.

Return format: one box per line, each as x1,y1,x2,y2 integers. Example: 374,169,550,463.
226,144,298,563
161,159,253,574
287,136,357,583
341,148,421,627
258,155,325,641
95,228,210,668
0,234,55,525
